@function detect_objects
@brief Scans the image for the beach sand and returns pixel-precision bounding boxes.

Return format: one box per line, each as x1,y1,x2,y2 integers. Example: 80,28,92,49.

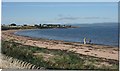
1,29,119,60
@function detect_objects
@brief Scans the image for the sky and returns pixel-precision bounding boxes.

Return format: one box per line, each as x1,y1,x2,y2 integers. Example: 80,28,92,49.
2,0,120,2
2,2,118,25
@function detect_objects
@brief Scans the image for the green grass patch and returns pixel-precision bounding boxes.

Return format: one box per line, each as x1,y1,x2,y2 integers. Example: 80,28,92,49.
1,40,118,70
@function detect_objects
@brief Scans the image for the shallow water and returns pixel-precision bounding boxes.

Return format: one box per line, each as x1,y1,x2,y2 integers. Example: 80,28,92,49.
15,26,118,46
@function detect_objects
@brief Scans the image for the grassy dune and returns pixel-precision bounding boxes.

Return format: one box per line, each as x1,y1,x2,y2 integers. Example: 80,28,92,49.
1,40,118,70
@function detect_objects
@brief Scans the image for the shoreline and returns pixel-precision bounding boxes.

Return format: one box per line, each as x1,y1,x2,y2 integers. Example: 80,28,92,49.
14,28,118,47
2,29,119,60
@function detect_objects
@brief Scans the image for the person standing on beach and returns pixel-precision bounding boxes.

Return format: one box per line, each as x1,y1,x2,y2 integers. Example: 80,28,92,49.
83,38,86,44
88,39,91,44
89,39,91,44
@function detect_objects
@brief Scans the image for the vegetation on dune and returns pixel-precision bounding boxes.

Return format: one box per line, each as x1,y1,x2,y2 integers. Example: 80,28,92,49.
1,40,118,70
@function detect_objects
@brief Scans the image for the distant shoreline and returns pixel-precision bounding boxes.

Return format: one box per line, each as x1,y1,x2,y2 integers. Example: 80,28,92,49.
2,29,118,60
2,23,79,30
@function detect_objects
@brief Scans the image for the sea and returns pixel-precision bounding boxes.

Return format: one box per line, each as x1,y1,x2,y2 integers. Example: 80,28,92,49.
15,24,118,46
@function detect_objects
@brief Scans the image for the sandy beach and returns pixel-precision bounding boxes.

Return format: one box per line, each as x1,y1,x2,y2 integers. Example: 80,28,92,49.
1,29,119,60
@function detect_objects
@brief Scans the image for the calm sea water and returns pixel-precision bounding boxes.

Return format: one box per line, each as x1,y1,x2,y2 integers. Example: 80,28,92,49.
15,26,118,46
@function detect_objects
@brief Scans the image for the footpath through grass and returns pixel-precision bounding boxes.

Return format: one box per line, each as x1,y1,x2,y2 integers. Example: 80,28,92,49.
1,40,118,70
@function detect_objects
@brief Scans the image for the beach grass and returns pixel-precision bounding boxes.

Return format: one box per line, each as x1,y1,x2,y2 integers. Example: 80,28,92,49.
1,40,118,70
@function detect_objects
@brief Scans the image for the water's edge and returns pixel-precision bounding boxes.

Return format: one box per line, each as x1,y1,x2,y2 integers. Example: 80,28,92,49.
14,29,118,47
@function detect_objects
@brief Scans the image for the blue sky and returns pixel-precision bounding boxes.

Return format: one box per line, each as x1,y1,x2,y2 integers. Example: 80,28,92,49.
2,2,118,25
2,0,120,2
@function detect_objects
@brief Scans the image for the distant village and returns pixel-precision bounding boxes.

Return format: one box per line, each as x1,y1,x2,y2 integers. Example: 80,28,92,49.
2,23,77,30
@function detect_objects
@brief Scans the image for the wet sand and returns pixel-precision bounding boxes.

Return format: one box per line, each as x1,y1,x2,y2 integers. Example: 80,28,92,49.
2,29,119,60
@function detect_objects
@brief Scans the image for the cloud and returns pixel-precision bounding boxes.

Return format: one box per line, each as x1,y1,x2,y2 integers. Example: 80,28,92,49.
58,17,79,20
57,16,111,20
